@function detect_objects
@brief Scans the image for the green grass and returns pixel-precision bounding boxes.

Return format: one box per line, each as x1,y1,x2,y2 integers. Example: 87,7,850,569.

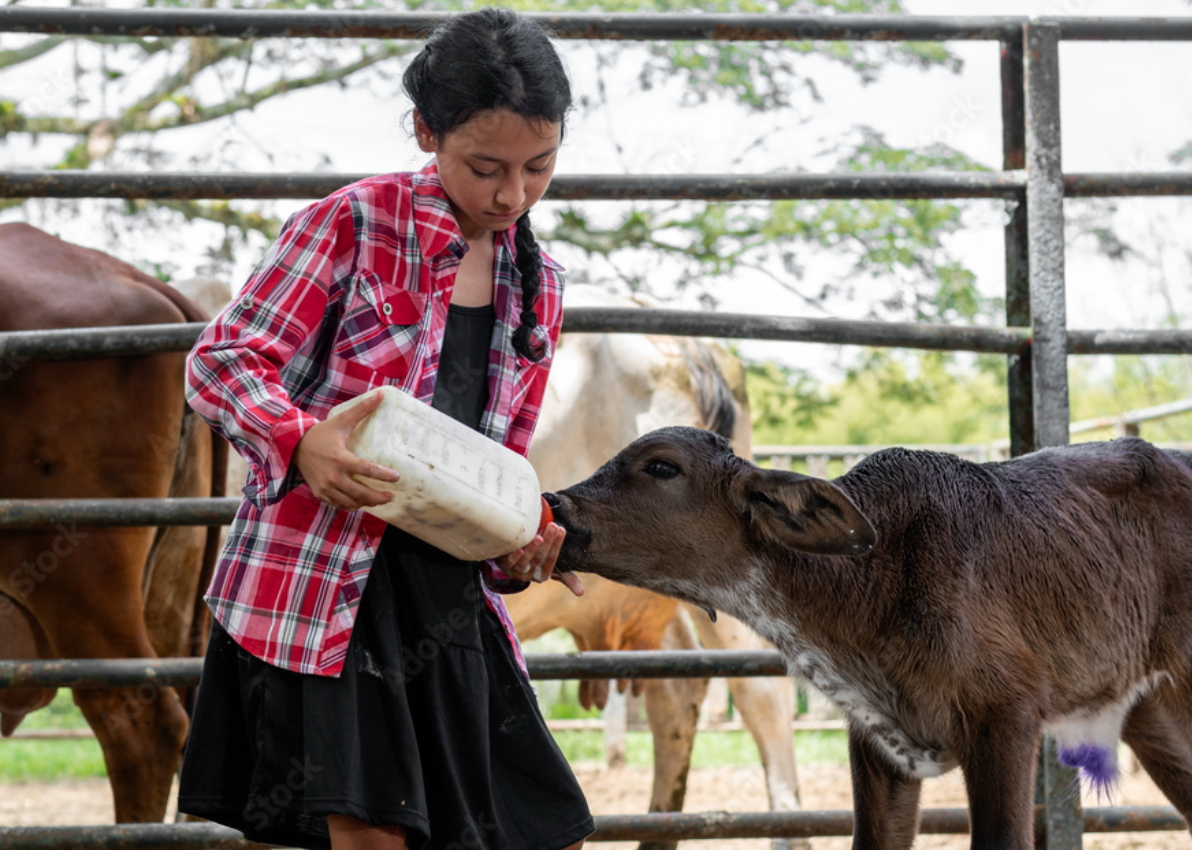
0,690,107,782
551,728,849,769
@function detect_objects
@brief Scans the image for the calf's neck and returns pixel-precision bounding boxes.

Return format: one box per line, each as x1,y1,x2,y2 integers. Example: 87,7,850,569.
547,426,1192,850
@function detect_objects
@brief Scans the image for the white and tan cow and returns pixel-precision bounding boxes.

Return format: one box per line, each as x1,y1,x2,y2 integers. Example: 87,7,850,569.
513,285,803,850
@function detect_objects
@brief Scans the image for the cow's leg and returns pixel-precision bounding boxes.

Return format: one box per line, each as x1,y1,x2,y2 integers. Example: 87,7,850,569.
955,707,1040,850
639,613,709,850
847,730,922,850
689,608,804,850
1122,689,1192,830
0,594,57,736
35,530,190,824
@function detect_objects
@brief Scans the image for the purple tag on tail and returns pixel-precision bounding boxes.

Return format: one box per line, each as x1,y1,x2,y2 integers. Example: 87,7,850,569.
1058,743,1118,799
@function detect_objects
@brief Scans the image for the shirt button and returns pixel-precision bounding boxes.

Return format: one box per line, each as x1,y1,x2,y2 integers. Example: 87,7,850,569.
240,296,252,310
382,302,393,317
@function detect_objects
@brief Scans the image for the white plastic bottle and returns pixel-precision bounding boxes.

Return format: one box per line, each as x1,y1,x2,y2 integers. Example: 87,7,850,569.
330,386,550,561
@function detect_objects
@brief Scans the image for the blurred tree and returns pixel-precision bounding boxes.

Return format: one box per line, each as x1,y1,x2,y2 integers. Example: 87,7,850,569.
0,0,979,322
747,350,1009,448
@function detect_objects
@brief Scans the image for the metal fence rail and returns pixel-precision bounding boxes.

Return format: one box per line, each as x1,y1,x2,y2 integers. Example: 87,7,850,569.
7,170,1192,201
0,806,1185,850
0,651,788,689
3,8,1192,848
6,314,1192,376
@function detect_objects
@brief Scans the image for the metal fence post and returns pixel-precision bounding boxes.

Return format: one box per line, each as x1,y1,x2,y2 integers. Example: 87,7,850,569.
1024,20,1081,850
1001,30,1033,458
1024,21,1071,450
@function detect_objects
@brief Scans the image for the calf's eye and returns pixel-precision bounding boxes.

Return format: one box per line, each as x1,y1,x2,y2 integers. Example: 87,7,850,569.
643,459,680,479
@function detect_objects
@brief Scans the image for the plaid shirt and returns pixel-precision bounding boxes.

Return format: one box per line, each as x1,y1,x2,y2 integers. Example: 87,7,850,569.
186,161,563,677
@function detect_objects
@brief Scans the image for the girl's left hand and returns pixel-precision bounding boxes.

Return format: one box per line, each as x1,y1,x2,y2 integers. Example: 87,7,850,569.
495,523,585,597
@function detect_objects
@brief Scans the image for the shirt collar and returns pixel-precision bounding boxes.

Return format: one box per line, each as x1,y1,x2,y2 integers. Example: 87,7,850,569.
412,159,467,260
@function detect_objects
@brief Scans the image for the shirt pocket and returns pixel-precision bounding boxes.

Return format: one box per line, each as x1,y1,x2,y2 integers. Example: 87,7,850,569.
333,271,427,381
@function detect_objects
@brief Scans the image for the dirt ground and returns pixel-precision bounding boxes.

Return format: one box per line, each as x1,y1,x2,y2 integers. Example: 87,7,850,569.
0,762,1185,849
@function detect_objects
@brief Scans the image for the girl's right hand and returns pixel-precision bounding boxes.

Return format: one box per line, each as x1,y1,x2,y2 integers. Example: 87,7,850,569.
292,390,401,511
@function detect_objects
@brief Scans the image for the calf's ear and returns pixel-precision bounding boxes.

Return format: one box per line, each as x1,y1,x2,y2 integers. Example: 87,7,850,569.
741,468,876,555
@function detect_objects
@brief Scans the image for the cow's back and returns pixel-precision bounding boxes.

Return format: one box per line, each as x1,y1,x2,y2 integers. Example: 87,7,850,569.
838,438,1192,711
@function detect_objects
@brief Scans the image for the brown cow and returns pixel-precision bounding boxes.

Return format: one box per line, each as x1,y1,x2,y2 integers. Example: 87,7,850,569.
549,426,1192,850
514,286,803,850
0,223,223,823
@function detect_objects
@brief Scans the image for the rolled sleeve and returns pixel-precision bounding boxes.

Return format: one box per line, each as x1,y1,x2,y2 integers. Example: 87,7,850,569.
185,198,354,506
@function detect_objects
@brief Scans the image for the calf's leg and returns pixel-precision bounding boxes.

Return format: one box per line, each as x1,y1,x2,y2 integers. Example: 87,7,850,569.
847,730,922,850
1122,689,1192,832
956,707,1041,850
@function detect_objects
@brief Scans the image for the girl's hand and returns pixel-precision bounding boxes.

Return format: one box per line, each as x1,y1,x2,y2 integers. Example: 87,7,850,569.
495,523,585,597
293,391,401,511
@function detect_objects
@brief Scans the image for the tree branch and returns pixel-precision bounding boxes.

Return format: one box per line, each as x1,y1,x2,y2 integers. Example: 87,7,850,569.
129,42,414,133
0,36,66,69
140,198,283,240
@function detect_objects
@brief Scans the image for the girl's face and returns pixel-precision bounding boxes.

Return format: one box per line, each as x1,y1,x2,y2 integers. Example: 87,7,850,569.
415,108,561,242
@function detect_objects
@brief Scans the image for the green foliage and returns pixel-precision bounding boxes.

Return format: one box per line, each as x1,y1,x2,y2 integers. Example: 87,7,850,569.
747,359,838,443
1070,356,1192,444
748,350,1010,448
543,129,996,321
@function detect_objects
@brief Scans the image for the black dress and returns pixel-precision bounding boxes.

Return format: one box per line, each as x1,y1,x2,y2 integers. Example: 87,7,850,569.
178,303,594,850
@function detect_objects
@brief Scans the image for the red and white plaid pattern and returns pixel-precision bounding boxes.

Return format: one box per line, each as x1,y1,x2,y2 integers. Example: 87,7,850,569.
186,161,564,677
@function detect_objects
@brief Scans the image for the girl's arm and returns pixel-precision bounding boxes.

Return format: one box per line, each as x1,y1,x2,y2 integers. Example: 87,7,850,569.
186,199,353,507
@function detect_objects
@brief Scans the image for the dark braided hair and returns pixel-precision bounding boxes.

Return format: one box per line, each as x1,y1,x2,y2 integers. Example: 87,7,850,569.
402,8,571,362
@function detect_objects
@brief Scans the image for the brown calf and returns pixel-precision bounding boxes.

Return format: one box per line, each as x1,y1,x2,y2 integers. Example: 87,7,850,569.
548,426,1192,850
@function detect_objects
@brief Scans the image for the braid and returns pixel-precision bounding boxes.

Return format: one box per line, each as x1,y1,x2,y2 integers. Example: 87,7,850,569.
512,212,546,362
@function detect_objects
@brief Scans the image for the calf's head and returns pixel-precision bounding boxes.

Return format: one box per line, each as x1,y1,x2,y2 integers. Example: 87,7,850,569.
548,426,876,606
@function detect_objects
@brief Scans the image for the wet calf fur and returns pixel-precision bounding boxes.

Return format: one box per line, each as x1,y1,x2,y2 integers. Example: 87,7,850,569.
547,426,1192,850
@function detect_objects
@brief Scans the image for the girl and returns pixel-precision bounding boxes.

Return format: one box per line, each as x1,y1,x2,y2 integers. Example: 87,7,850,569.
177,9,593,850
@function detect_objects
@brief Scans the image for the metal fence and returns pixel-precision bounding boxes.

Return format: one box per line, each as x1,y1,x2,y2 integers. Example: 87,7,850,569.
2,8,1192,849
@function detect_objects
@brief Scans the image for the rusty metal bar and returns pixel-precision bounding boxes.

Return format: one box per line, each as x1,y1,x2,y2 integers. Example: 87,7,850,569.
0,824,260,850
0,323,200,362
5,170,1192,202
0,498,239,529
1044,17,1192,40
0,312,1033,363
1067,329,1192,354
1001,31,1033,458
0,806,1183,847
1024,22,1071,452
0,8,1027,41
0,651,790,690
0,170,1029,202
5,318,1192,371
1065,172,1192,197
